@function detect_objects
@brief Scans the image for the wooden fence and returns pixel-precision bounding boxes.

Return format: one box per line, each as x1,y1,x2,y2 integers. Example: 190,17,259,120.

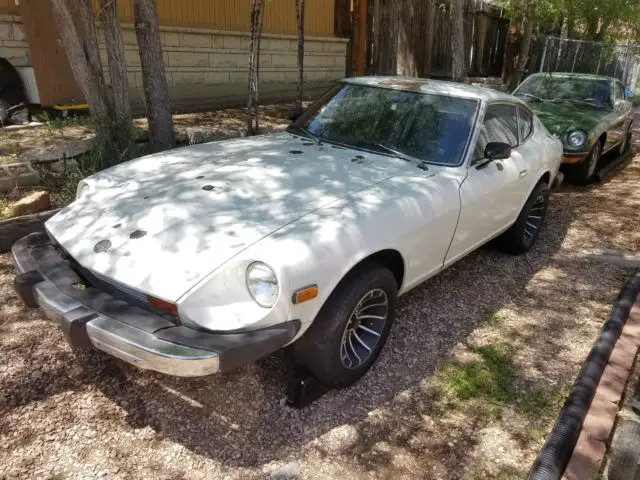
352,0,508,79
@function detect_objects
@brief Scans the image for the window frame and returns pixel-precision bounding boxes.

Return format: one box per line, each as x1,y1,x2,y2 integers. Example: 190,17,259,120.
516,105,535,145
470,100,521,165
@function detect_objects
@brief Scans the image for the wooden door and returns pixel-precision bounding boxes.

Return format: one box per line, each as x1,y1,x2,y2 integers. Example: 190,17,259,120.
19,0,83,106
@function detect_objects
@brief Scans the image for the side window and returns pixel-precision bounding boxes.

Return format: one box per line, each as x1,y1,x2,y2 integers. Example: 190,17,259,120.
518,108,534,143
473,104,519,160
615,82,625,101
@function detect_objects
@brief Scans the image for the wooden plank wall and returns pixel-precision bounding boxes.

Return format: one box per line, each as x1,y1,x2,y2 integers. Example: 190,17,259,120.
92,0,335,37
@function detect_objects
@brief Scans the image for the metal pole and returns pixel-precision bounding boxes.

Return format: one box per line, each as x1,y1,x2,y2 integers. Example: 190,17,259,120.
613,46,621,79
571,41,579,72
539,37,548,73
596,45,603,74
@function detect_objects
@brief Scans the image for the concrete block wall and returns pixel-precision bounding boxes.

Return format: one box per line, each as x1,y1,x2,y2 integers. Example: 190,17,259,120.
98,25,348,92
0,15,29,67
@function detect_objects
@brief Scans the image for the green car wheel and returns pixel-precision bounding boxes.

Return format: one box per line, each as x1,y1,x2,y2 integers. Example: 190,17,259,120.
568,140,601,185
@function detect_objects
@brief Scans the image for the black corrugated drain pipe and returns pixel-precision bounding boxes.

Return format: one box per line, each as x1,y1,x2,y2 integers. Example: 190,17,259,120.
529,270,640,480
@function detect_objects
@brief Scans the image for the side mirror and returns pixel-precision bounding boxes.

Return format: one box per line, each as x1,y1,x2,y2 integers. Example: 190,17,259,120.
289,107,305,123
484,142,512,160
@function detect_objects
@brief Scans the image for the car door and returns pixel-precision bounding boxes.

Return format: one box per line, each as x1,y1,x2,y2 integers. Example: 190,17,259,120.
444,102,529,267
612,81,633,147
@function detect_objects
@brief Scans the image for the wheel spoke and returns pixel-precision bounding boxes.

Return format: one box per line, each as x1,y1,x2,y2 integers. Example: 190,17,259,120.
526,221,538,231
358,324,381,337
356,314,385,321
357,301,387,312
348,336,361,363
352,331,372,352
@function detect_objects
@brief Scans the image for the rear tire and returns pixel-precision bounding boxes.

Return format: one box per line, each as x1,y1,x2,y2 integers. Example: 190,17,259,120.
568,140,601,185
292,263,398,389
497,181,549,255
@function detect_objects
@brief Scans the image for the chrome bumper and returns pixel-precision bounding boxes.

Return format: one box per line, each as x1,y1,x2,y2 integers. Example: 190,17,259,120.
12,232,299,377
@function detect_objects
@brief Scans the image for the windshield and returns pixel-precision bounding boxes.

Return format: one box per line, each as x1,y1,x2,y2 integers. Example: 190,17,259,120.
290,83,479,166
515,76,613,108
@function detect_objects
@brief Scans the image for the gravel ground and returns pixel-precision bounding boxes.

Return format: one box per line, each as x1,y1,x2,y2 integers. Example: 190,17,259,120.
1,148,639,479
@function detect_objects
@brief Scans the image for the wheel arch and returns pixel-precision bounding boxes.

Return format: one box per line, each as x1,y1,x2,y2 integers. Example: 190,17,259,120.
343,249,406,291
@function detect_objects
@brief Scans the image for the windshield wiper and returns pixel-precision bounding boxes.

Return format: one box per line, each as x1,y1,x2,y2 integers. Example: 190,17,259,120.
371,143,429,170
287,124,321,145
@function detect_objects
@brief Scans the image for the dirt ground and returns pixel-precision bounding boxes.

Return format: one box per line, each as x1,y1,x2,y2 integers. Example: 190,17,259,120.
0,146,639,479
0,102,297,164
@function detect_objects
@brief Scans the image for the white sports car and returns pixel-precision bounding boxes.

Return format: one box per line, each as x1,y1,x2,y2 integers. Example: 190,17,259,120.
13,77,562,388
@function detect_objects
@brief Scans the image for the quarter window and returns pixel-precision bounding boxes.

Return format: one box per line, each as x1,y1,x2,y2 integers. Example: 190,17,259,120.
615,82,625,101
518,108,534,143
474,104,519,160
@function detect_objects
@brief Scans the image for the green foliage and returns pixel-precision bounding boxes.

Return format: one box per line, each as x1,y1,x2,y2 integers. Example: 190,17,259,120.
492,0,640,42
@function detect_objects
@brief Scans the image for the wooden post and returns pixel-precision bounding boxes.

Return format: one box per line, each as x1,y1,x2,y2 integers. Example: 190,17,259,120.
356,0,368,75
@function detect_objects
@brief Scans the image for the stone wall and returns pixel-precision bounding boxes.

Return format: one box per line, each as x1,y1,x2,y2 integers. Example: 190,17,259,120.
0,15,29,67
99,25,348,93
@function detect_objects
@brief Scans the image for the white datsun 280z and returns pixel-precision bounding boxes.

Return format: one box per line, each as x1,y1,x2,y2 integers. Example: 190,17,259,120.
13,77,562,389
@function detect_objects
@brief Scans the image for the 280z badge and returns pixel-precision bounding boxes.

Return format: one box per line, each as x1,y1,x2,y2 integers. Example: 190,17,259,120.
93,239,112,253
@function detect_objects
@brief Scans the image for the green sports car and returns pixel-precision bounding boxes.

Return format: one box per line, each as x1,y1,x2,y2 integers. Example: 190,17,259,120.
513,73,633,184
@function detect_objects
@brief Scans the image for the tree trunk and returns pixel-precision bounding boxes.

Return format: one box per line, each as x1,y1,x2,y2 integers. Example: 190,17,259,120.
133,0,174,152
76,0,104,84
450,0,466,82
50,0,110,124
423,0,436,77
247,0,265,135
100,0,133,155
100,0,130,121
512,13,534,89
295,0,305,108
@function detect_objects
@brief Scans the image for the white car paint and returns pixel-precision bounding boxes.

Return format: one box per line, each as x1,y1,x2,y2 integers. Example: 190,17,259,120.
45,77,562,336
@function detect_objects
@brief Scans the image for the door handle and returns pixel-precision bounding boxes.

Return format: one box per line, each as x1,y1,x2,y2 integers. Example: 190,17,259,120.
519,169,528,178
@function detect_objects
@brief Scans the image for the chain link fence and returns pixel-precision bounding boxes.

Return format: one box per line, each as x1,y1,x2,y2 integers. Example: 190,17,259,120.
538,37,640,90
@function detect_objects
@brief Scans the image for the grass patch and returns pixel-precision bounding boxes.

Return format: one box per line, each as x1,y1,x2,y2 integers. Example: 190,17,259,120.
437,345,570,421
485,308,503,327
40,112,91,132
444,345,517,406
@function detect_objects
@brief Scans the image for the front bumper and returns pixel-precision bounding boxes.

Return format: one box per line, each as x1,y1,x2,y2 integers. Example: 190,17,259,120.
12,232,300,377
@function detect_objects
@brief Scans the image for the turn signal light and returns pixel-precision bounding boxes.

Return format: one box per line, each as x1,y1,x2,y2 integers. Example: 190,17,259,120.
562,156,582,164
292,285,319,304
147,296,179,317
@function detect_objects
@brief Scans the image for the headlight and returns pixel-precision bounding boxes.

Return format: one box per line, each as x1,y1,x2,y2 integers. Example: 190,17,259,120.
76,182,90,199
567,130,587,148
246,262,279,308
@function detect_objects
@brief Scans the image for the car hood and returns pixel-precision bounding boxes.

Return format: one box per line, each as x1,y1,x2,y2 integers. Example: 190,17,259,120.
46,132,408,301
529,101,610,137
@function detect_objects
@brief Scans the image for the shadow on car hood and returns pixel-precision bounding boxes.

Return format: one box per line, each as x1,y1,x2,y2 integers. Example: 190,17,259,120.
45,133,408,301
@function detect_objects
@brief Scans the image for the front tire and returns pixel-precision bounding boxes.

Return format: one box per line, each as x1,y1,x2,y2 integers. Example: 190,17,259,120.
568,140,601,185
497,181,549,255
292,264,398,389
618,124,632,156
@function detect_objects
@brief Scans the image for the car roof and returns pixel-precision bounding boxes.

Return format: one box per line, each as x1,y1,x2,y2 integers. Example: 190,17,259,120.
343,76,522,103
527,72,616,82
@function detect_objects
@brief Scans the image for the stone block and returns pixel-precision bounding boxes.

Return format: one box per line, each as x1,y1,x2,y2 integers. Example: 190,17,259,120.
163,31,181,47
271,54,296,67
168,51,210,67
223,35,250,50
269,38,291,51
7,191,51,219
204,72,230,84
0,22,11,41
180,32,212,48
325,41,347,54
261,71,286,83
124,48,141,67
305,41,324,52
121,28,138,46
12,22,24,42
172,71,207,85
209,52,242,68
